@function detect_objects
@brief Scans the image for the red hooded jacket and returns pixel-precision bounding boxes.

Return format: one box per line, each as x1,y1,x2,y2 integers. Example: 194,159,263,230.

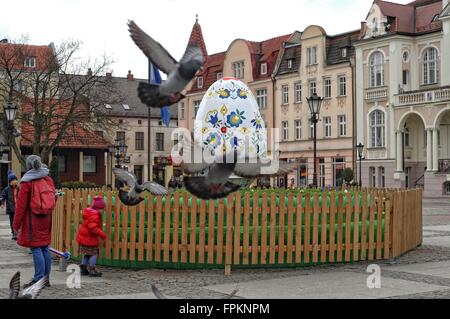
12,176,55,248
76,208,106,247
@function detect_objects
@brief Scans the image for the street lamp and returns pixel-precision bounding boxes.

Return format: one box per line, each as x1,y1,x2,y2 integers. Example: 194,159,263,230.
5,101,17,124
3,101,17,171
356,143,364,187
307,93,323,188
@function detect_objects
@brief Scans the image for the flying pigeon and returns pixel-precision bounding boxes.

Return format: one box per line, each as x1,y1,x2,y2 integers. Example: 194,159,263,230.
151,284,239,299
128,20,205,108
113,168,168,206
179,137,297,199
9,272,46,299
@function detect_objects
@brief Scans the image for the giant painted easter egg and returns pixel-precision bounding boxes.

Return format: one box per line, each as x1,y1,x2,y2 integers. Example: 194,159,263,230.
194,78,267,159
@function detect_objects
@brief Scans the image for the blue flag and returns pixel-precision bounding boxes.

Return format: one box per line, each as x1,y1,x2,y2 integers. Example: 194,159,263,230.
149,61,170,127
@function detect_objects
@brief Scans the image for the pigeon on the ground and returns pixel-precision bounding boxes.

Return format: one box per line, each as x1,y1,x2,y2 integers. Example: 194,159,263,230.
113,168,168,206
9,272,46,299
151,284,239,299
128,20,205,108
179,136,297,199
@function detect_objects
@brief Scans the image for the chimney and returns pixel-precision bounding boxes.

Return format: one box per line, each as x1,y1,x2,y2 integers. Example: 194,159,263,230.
360,21,367,39
87,68,93,76
106,72,112,78
127,70,134,81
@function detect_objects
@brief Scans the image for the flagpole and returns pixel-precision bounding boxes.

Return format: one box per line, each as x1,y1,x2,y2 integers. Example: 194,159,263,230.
147,61,152,181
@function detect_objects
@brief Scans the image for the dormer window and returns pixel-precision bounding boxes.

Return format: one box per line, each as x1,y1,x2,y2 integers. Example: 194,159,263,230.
372,18,378,34
197,77,203,88
287,59,293,69
341,48,347,58
123,104,130,110
105,104,112,109
216,72,223,80
24,56,36,68
260,63,267,75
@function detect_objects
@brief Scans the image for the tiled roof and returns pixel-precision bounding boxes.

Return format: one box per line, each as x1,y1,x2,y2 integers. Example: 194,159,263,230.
0,42,54,71
326,30,360,65
372,0,442,35
20,100,112,149
277,45,301,75
188,51,225,94
186,18,208,59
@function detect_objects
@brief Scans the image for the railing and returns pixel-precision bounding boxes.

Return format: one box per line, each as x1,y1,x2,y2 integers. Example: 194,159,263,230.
365,87,388,100
51,188,422,273
395,86,450,106
439,159,450,173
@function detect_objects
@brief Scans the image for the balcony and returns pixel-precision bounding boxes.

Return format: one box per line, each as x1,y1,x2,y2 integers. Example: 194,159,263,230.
439,159,450,173
365,87,388,100
395,86,450,107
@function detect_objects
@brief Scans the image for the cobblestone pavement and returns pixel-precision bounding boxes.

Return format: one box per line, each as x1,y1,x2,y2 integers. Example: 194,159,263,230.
1,197,450,299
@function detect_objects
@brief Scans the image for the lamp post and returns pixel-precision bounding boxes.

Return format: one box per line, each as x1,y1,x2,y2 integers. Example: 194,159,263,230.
307,93,323,188
356,143,364,187
4,101,17,170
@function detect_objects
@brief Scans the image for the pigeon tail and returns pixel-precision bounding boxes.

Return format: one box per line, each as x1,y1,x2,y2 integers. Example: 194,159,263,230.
184,176,241,200
118,190,144,207
137,82,184,108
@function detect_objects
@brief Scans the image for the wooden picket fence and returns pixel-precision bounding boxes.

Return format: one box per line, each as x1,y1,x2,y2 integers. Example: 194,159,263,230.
51,188,422,273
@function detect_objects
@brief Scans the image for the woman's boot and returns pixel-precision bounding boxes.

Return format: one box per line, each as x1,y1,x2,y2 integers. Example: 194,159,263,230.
80,264,90,276
88,266,103,277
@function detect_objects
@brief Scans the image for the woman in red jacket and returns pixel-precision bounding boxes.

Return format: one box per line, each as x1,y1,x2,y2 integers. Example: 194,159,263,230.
13,155,55,288
76,196,107,277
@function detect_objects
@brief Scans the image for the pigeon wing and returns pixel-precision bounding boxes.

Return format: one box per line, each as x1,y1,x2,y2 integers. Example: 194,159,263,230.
9,272,20,299
151,284,168,299
113,168,137,188
179,45,205,65
142,181,169,196
184,176,241,200
128,20,177,74
234,158,297,178
179,135,215,174
20,277,46,299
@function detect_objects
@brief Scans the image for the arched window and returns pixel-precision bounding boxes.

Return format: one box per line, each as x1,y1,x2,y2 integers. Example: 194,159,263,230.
378,167,385,188
423,47,439,85
369,110,385,148
369,167,376,187
369,52,384,87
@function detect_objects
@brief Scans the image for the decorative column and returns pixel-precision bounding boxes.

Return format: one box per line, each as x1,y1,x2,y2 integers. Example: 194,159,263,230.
426,128,433,171
396,130,404,172
432,128,439,171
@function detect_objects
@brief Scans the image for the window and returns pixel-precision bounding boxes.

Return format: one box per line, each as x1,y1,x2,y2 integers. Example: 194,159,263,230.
282,121,289,141
256,88,267,109
55,155,66,173
156,133,164,151
378,167,385,188
369,167,376,187
445,182,450,195
402,51,410,63
83,155,96,173
287,59,293,69
319,159,326,187
197,77,203,88
307,47,317,65
260,63,267,75
341,48,347,58
282,85,289,105
13,79,23,92
138,120,142,125
372,18,378,34
24,56,36,68
135,132,144,151
217,72,223,80
134,165,144,185
179,102,185,120
338,76,347,96
369,110,385,148
104,104,112,109
294,82,302,103
233,61,245,79
310,121,315,139
338,115,346,137
369,52,384,87
123,104,130,110
423,47,439,85
324,117,332,138
295,120,302,140
309,80,317,97
324,78,332,98
404,128,410,147
193,100,201,118
402,70,409,85
116,131,125,144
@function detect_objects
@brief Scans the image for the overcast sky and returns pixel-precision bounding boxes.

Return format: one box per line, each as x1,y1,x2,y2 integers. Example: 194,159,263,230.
0,0,412,79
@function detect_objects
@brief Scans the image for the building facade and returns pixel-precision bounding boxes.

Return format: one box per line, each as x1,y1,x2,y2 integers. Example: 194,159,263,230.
275,26,359,188
355,0,450,196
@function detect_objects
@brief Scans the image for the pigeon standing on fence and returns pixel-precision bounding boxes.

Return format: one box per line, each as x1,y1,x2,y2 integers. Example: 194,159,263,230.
113,168,168,206
128,20,205,108
9,272,46,299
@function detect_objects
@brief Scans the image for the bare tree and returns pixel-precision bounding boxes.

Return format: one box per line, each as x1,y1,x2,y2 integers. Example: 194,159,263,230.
0,38,122,168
